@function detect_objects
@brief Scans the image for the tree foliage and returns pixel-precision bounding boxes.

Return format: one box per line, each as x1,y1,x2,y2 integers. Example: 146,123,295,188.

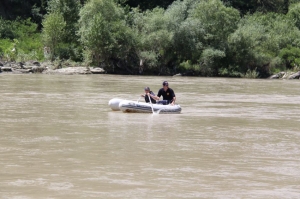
47,0,81,43
2,0,300,77
224,0,291,15
131,7,173,73
279,45,300,69
42,12,66,61
0,18,43,61
228,12,300,77
124,0,175,10
45,0,82,61
78,0,138,72
287,2,300,29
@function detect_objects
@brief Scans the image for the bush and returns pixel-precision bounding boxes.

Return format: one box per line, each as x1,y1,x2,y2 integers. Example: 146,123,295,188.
78,0,138,72
269,56,285,74
199,48,226,76
228,12,300,77
0,39,14,60
0,18,15,39
218,65,242,77
42,12,66,61
0,18,44,61
279,45,300,69
241,68,259,79
287,3,300,29
178,60,201,75
192,0,240,49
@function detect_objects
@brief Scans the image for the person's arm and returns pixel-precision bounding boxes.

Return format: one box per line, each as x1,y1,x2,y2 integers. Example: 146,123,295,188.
153,92,162,100
153,90,161,101
148,92,156,99
171,96,176,105
170,89,176,105
152,95,159,100
143,92,156,100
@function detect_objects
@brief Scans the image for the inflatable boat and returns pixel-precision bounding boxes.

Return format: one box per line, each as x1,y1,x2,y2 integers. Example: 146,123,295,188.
108,98,181,114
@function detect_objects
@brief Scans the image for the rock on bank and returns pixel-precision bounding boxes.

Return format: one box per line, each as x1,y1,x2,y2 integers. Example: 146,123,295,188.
0,61,105,75
269,71,300,79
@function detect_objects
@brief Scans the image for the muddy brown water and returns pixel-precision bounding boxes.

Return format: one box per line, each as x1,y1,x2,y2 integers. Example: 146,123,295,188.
1,74,300,198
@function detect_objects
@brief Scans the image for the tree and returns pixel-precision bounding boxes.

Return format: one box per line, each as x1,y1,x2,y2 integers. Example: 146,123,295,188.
287,2,300,29
131,0,203,74
47,0,81,43
78,0,138,72
0,0,47,26
192,0,240,48
42,12,66,61
125,0,175,10
223,0,291,15
45,0,82,60
190,0,240,75
228,12,300,77
131,7,173,73
223,0,257,15
279,45,300,69
164,0,204,69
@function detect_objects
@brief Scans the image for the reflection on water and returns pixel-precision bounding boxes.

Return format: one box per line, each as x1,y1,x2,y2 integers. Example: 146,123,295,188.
1,74,300,198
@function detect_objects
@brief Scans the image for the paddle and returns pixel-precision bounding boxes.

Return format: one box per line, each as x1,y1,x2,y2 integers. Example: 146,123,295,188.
136,96,141,103
148,94,155,113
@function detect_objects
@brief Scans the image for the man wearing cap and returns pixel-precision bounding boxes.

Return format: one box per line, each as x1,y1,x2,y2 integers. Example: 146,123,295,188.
141,87,156,104
154,81,176,105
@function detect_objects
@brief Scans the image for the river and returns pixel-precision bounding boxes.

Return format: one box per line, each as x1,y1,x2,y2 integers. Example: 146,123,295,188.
0,74,300,198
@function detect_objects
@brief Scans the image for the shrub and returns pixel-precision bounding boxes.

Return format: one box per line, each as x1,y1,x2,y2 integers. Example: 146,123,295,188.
78,0,138,73
199,48,226,75
178,60,201,75
279,45,300,69
218,65,242,77
0,18,43,61
287,3,300,29
228,12,300,77
241,68,259,78
42,12,66,61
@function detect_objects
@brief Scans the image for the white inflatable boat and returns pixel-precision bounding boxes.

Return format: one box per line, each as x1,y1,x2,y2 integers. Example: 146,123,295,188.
108,98,181,114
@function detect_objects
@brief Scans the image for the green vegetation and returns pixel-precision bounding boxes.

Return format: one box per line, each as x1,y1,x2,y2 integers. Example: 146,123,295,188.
0,18,43,61
42,12,66,61
1,0,300,77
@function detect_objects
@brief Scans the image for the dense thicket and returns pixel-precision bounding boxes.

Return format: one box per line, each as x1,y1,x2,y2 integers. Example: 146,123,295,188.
0,0,294,20
1,0,300,77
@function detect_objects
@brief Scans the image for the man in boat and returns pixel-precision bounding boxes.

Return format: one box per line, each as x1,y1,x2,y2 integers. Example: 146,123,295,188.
141,87,157,104
154,81,176,105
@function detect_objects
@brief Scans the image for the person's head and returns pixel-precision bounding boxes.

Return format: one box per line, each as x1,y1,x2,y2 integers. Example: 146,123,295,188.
144,87,150,93
162,81,169,90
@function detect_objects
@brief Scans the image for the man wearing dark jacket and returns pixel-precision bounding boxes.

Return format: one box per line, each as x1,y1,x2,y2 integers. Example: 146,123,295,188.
154,81,176,105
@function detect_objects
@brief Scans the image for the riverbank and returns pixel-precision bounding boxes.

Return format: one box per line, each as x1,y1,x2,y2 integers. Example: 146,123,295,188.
1,60,300,79
0,60,105,75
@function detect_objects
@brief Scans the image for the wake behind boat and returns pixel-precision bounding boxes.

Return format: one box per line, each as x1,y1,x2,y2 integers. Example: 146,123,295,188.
108,98,181,114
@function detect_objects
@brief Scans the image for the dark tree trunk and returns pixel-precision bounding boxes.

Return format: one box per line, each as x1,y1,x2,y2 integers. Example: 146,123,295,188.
0,1,9,19
283,0,289,14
